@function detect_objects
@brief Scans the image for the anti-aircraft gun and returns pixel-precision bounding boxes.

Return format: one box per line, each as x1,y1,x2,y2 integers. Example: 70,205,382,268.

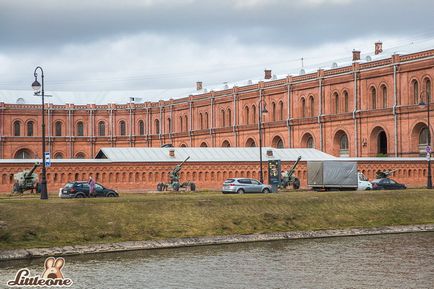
157,156,196,191
376,169,397,179
280,156,302,190
12,162,39,194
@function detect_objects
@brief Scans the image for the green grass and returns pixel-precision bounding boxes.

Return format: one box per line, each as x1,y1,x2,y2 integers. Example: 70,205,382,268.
0,190,433,250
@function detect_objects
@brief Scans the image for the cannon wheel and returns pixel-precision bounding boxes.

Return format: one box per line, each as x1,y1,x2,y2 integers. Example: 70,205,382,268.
292,178,300,190
173,182,180,191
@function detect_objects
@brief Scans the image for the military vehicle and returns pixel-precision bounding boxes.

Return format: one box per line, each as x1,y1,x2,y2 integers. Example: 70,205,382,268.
12,162,39,194
157,156,196,191
375,169,397,179
280,156,302,189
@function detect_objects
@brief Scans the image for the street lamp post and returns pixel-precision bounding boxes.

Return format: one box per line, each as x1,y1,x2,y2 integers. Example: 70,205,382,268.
419,90,432,189
258,91,268,183
32,66,48,199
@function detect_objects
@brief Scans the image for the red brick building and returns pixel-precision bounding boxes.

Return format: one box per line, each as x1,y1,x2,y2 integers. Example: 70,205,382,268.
1,42,433,161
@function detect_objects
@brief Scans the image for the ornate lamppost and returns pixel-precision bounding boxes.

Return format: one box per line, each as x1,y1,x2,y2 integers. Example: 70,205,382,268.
32,66,48,199
258,91,268,183
419,90,432,189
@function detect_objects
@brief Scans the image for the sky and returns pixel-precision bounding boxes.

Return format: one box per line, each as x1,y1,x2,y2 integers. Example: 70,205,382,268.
1,0,434,92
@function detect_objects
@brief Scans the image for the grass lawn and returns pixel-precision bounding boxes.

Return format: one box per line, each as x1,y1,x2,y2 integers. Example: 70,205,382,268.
0,189,433,250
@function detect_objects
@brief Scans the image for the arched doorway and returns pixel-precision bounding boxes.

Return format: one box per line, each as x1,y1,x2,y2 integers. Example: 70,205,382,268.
14,149,33,159
370,127,388,156
246,138,256,147
333,130,349,157
411,122,430,156
222,140,231,147
272,136,284,148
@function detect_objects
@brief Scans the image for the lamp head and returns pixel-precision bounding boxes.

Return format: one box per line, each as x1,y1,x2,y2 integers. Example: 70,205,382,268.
32,78,41,92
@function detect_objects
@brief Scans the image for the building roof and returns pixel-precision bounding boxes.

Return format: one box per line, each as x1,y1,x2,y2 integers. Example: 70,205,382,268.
95,147,336,162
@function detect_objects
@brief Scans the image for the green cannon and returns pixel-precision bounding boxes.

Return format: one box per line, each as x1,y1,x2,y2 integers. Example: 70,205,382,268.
280,156,302,189
157,156,196,192
376,169,397,179
12,162,39,194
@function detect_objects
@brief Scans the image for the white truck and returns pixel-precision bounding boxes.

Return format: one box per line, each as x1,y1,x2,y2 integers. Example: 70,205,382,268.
307,161,372,191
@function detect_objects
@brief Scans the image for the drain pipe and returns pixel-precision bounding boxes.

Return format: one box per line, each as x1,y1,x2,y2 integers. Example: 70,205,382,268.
393,64,398,157
318,77,323,151
353,71,359,157
287,82,291,148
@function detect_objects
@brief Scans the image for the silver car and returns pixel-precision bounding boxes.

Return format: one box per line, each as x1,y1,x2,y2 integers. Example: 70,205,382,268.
222,178,273,194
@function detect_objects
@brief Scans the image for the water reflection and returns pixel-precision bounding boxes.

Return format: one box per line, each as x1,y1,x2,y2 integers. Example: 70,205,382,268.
1,232,433,288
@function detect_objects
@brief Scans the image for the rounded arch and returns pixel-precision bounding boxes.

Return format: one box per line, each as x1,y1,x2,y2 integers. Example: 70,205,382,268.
200,141,208,147
333,130,350,157
98,120,106,136
119,120,127,136
75,152,86,159
54,152,64,159
379,83,388,108
369,85,377,109
300,97,306,118
25,119,36,136
76,120,85,136
13,119,22,136
332,91,339,114
222,140,231,147
244,106,250,125
54,120,64,136
245,138,256,147
308,95,315,117
342,90,349,112
411,78,419,104
271,135,284,148
14,148,34,159
154,119,160,135
271,102,277,121
411,122,431,156
301,132,315,148
369,126,389,156
422,76,432,102
180,143,187,147
138,119,145,136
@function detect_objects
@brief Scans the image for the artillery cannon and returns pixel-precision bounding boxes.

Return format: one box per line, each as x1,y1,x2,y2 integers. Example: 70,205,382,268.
376,169,397,179
157,156,196,191
280,156,302,189
12,162,39,194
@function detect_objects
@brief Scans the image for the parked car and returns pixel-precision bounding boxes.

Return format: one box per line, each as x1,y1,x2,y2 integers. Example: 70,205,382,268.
60,181,119,198
222,178,273,194
371,178,406,190
358,172,373,190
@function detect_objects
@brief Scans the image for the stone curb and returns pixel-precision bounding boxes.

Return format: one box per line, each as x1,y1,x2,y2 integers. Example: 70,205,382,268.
1,224,433,261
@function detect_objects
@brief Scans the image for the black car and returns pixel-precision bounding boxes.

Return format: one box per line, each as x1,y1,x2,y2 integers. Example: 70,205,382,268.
371,178,406,190
60,181,119,198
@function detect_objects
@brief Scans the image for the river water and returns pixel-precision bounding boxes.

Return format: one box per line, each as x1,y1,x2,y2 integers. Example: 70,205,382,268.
1,232,433,289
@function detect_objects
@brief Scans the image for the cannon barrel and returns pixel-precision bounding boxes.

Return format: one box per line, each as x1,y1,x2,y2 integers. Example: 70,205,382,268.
287,156,302,177
177,156,190,168
25,163,39,179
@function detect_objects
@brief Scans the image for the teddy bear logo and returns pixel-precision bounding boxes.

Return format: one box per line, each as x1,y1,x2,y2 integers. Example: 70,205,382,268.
41,257,65,279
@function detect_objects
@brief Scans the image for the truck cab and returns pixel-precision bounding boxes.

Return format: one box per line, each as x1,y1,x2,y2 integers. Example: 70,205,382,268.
357,172,372,190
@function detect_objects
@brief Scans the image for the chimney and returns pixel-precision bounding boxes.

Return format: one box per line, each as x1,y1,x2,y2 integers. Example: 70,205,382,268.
375,41,383,55
264,69,272,80
266,149,273,157
352,50,361,62
196,81,203,91
169,149,175,157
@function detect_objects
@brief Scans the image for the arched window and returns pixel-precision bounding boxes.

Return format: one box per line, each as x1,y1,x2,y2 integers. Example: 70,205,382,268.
205,112,209,129
252,105,257,124
309,96,315,117
98,121,106,136
413,80,419,104
227,108,232,127
307,136,314,148
75,152,85,159
167,118,171,133
27,121,34,136
340,134,349,157
333,92,339,114
138,120,145,136
179,116,183,132
14,148,32,159
76,121,84,136
221,109,226,127
419,127,430,156
279,101,284,120
222,140,231,147
272,102,276,121
184,115,188,132
424,78,431,103
200,113,203,130
344,91,349,112
246,138,256,147
245,106,250,125
371,87,377,109
119,120,126,136
154,119,160,135
55,121,62,136
382,85,387,108
301,98,306,118
54,152,64,159
13,121,21,136
200,142,208,147
272,136,284,148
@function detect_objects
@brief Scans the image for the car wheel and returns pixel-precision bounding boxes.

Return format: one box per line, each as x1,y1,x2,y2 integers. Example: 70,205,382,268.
75,194,85,198
366,187,371,190
262,188,270,194
107,192,116,197
237,189,244,194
